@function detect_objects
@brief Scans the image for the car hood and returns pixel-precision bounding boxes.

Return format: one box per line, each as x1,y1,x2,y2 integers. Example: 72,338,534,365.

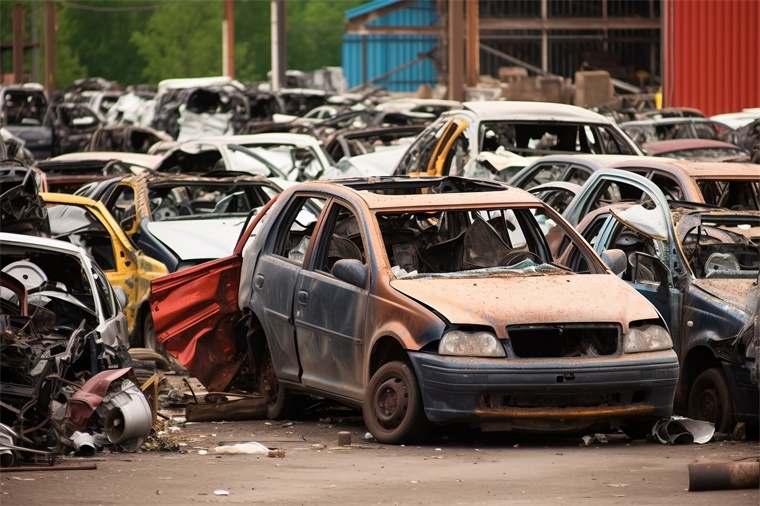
391,273,657,330
691,277,758,313
147,217,246,261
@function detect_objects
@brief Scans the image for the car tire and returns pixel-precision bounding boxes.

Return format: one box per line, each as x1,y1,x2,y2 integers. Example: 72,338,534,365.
363,361,430,445
257,344,298,420
688,367,735,433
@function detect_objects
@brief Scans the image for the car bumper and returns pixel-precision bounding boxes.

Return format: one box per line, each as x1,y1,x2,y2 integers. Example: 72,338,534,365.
408,350,678,430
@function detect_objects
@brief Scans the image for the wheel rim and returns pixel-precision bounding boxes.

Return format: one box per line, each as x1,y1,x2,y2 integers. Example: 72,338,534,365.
695,384,722,424
372,375,409,430
260,353,279,405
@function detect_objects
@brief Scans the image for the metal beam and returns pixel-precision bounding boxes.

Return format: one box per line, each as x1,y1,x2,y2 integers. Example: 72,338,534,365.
277,0,287,87
466,0,479,86
44,0,55,94
345,25,442,36
448,0,464,101
479,17,661,31
223,0,235,78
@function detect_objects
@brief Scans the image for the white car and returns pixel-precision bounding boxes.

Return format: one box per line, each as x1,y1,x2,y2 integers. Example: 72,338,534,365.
1,232,130,364
394,101,643,181
157,133,334,181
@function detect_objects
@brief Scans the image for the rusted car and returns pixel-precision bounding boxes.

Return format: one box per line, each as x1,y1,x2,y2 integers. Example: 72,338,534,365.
554,170,759,433
150,176,678,444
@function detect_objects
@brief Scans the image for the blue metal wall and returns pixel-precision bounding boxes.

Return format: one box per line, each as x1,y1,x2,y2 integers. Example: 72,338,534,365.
343,0,440,92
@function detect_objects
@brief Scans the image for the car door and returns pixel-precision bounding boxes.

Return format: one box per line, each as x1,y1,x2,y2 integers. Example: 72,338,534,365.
251,194,328,383
149,199,277,392
42,192,168,340
579,174,683,342
293,200,368,401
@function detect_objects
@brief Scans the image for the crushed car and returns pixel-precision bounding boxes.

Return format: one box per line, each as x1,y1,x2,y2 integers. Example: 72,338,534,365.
150,176,678,444
553,170,759,433
1,232,134,461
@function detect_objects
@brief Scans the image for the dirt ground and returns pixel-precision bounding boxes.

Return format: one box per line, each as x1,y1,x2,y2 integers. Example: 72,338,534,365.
2,373,758,505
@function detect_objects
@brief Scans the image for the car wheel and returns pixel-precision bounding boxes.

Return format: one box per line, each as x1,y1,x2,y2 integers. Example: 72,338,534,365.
142,312,160,352
688,367,735,433
257,344,297,420
363,361,430,445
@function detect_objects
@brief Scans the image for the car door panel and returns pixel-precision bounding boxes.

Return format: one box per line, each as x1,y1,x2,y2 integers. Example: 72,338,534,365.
294,271,367,400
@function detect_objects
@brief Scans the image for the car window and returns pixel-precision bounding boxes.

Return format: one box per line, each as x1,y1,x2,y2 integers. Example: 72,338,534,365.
273,196,327,265
696,180,760,210
566,165,593,185
521,163,568,190
314,203,366,274
583,180,649,214
46,203,117,271
395,119,448,176
650,173,684,201
107,185,136,229
91,263,116,320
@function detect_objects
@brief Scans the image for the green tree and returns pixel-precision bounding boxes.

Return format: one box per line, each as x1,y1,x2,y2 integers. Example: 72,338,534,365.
131,2,224,84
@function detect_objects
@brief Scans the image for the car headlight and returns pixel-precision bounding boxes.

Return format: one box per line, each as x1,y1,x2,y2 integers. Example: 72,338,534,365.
624,324,672,353
439,330,506,357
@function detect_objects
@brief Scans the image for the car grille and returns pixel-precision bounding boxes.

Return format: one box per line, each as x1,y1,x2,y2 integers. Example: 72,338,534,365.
506,324,619,358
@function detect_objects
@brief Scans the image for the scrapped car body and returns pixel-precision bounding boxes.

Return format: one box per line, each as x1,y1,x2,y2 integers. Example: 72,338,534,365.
103,172,283,272
561,162,760,227
393,101,641,181
41,192,169,348
641,139,750,162
156,133,334,181
151,176,678,444
1,232,129,360
558,171,759,432
620,117,736,148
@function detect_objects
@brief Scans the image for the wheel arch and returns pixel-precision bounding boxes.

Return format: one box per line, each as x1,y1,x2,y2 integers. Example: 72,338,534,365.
680,345,722,403
367,334,410,383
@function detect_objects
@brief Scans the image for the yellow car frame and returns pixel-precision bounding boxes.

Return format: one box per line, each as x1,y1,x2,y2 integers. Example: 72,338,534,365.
41,192,168,348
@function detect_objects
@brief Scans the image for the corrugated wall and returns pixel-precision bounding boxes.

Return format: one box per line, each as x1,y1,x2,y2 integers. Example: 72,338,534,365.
343,0,440,92
664,0,760,116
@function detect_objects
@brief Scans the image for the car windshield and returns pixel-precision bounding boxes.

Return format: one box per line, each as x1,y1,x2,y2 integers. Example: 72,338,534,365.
2,90,47,126
148,182,277,221
677,213,760,279
376,206,596,279
478,121,637,156
239,143,327,180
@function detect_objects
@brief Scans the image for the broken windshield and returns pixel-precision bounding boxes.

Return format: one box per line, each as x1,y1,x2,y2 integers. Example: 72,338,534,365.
147,182,275,221
377,206,597,278
677,212,760,279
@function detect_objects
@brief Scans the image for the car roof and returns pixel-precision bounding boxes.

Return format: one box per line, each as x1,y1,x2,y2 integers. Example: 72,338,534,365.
0,231,83,256
521,154,652,170
457,101,614,124
607,158,760,178
183,133,321,147
50,152,161,168
641,138,745,154
290,176,544,211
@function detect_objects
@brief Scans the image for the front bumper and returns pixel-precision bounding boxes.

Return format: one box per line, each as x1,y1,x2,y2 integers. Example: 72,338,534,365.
408,349,679,430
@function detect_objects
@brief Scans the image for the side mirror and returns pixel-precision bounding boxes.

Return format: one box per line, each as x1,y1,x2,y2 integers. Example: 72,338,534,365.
601,249,627,277
113,286,128,309
331,259,368,288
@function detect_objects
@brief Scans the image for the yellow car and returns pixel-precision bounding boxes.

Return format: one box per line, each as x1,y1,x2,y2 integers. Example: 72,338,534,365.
41,192,168,349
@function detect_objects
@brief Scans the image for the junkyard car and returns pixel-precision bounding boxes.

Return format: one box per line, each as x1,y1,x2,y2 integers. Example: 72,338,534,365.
42,192,169,348
393,101,641,181
103,172,284,272
555,171,759,432
150,176,678,444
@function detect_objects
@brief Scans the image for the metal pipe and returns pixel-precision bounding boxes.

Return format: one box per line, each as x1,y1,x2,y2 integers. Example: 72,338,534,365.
0,464,97,473
270,0,280,91
466,0,479,86
44,0,56,94
13,4,25,83
688,461,760,491
223,0,235,78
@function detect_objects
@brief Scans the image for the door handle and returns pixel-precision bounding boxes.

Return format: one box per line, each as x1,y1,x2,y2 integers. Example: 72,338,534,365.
254,274,265,289
297,290,309,304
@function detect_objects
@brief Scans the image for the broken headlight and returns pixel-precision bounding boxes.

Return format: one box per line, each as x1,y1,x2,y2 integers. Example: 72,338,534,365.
624,324,672,353
439,330,506,357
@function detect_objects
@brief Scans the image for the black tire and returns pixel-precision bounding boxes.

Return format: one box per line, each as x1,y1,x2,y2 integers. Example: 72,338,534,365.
688,367,735,433
363,361,431,445
621,418,656,440
142,312,161,353
256,344,298,420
